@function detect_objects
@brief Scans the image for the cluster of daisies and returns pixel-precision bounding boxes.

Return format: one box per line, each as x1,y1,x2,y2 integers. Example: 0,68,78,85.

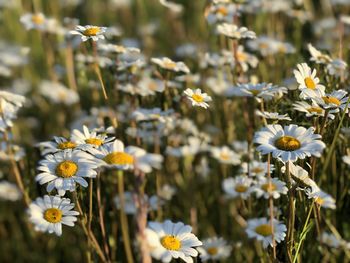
1,0,350,262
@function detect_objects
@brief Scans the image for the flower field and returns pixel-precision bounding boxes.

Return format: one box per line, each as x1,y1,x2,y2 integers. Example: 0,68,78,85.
1,0,350,262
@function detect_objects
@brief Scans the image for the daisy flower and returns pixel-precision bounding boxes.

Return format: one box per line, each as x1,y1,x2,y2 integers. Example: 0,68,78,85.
254,177,288,199
151,57,190,74
319,232,342,248
222,175,254,199
306,189,336,209
36,151,99,196
307,44,331,64
217,23,256,39
281,162,318,191
210,145,240,165
159,0,183,13
197,237,232,262
92,139,163,173
70,25,107,42
20,13,48,31
28,195,79,236
312,90,349,112
226,83,287,102
0,181,22,201
183,88,212,109
293,63,325,99
293,101,335,119
71,125,114,149
241,160,275,177
254,124,326,163
158,184,177,201
327,59,348,78
98,43,140,55
255,110,291,121
145,220,202,263
40,81,79,105
37,136,78,155
246,217,287,248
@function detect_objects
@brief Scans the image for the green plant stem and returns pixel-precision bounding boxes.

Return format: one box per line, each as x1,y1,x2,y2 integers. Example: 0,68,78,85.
117,170,134,263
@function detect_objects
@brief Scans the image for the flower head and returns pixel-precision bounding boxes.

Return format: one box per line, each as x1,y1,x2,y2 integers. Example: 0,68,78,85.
70,25,107,41
28,195,79,236
254,124,326,163
217,23,256,39
246,217,287,248
197,237,232,261
184,88,212,109
145,220,202,263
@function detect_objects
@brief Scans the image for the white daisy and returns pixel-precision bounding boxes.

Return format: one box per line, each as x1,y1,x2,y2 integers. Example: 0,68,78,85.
254,124,326,163
253,177,288,199
327,59,348,78
70,25,107,42
28,195,79,236
92,140,163,173
222,175,254,199
36,151,99,196
246,217,287,248
20,13,49,31
293,63,326,99
217,23,256,39
183,88,212,109
159,0,183,13
255,110,291,121
71,125,114,149
151,57,190,74
307,43,331,64
36,136,78,156
306,189,336,209
158,184,177,201
293,101,335,119
0,181,22,201
145,220,202,263
241,160,275,177
281,162,318,191
312,90,349,112
210,146,240,165
197,237,232,261
40,81,79,105
226,83,287,102
319,232,342,248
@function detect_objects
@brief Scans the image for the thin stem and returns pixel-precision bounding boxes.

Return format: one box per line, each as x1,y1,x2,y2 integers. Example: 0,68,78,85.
97,173,111,263
292,201,315,263
267,154,276,260
117,170,134,263
285,162,295,262
92,41,108,100
73,192,107,262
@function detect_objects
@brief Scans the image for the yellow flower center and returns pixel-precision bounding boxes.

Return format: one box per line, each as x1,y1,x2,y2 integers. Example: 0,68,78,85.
57,141,77,150
307,107,323,114
251,167,264,174
55,160,78,178
31,14,44,25
304,77,316,90
164,61,177,70
259,42,269,49
44,208,62,223
278,45,287,53
216,7,228,16
83,27,101,36
255,224,273,237
261,183,277,192
237,51,247,62
322,96,340,106
161,235,181,250
315,197,324,205
85,138,103,146
148,82,158,91
250,89,261,96
275,136,301,151
235,184,248,193
192,94,204,103
103,152,134,165
207,247,218,255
